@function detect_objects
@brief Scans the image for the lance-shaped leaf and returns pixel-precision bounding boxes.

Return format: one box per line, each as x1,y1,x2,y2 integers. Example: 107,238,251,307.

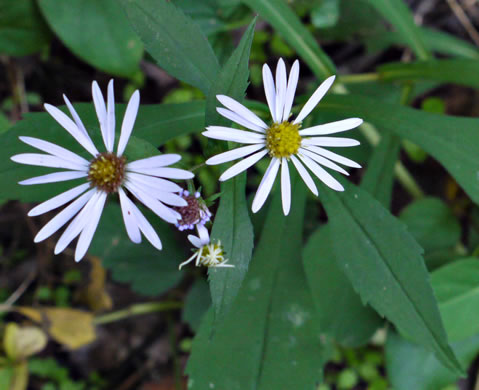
187,179,326,389
121,0,220,94
361,132,400,209
207,20,256,322
379,59,479,89
318,181,462,374
242,0,335,79
320,93,479,205
304,225,382,347
366,0,430,60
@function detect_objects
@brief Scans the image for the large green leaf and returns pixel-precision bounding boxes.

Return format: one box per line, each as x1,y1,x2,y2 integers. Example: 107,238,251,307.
187,180,326,389
121,0,220,94
183,279,211,333
320,93,479,204
206,20,256,323
0,0,50,56
38,0,142,77
304,225,382,347
89,203,185,296
433,257,479,342
318,182,462,374
241,0,335,79
365,0,430,60
399,198,461,254
360,132,400,209
386,331,479,390
379,59,479,88
2,101,204,202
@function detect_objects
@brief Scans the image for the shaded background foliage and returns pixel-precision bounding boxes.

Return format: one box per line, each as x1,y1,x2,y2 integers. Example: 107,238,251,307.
1,0,479,389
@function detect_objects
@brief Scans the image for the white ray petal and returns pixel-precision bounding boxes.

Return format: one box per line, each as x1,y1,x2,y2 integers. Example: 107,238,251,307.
252,157,280,213
206,144,265,165
29,183,90,217
44,103,99,156
275,58,287,123
129,201,162,250
118,187,141,244
303,145,361,168
54,190,102,254
75,191,107,261
117,90,140,156
299,148,349,175
11,153,87,171
197,224,210,246
281,158,291,215
217,95,268,129
298,154,344,192
105,80,115,152
92,81,108,151
293,75,336,124
127,154,181,170
19,171,87,185
128,167,194,180
63,94,97,144
126,172,182,192
202,126,266,144
216,108,266,133
282,60,299,122
125,181,180,224
290,155,318,196
188,234,202,249
34,189,96,243
262,63,277,122
129,179,187,206
299,118,363,136
218,149,268,181
302,137,360,147
19,136,89,167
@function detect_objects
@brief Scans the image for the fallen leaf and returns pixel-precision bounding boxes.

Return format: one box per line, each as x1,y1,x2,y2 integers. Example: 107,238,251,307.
4,323,47,360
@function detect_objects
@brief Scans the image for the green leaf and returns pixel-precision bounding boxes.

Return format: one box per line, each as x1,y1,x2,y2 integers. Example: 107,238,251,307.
2,101,204,202
187,180,326,389
399,198,461,254
360,133,400,209
318,182,462,374
432,257,479,342
304,225,382,347
311,0,340,29
241,0,335,79
320,93,479,205
38,0,142,77
121,0,220,94
182,279,211,333
386,330,479,390
365,0,430,60
206,20,256,322
90,203,185,296
0,0,50,56
379,59,479,88
173,0,226,37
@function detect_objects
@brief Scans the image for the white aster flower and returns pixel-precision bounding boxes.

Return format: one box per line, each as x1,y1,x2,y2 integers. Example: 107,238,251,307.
179,225,233,270
11,80,194,262
203,58,363,215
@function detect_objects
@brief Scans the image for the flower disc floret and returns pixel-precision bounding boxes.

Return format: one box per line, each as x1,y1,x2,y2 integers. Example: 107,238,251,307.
88,152,126,193
266,121,301,158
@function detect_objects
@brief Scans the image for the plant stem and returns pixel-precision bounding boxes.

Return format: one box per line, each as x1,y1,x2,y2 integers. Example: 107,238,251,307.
93,301,182,325
338,73,380,84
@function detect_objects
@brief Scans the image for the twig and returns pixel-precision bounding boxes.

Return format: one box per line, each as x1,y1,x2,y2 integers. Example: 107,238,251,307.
3,269,37,307
446,0,479,46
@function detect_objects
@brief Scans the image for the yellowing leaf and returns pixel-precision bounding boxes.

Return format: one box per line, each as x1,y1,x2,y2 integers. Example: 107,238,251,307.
4,323,47,360
17,307,96,349
76,257,113,313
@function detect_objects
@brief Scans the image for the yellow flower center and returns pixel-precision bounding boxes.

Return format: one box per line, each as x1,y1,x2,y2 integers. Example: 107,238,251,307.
266,121,301,158
88,152,126,193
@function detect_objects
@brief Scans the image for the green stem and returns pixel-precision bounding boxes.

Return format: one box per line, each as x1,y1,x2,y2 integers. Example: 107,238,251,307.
338,73,380,84
93,301,182,325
